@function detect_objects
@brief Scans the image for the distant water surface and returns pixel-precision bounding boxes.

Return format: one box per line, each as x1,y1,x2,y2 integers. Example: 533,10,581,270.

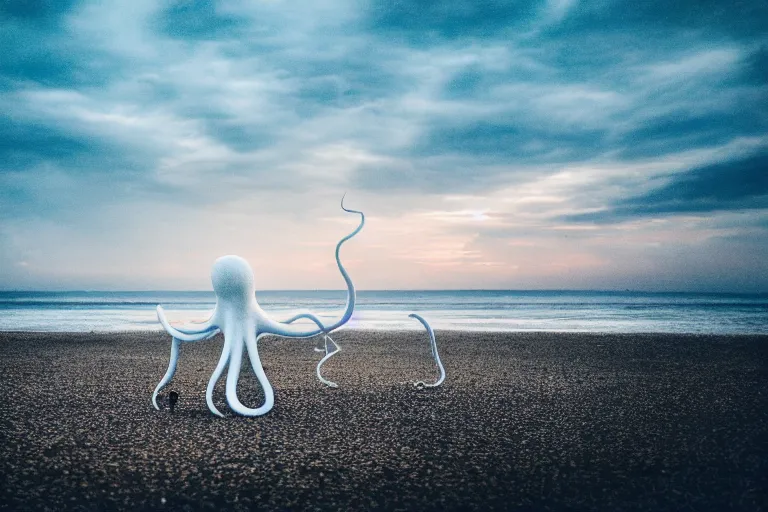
0,290,766,334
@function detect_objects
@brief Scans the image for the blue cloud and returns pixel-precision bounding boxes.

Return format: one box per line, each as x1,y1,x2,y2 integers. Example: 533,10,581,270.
0,112,167,221
0,0,79,24
743,46,768,85
292,58,404,109
617,110,768,160
0,1,119,89
413,120,607,162
353,158,503,194
368,0,543,43
0,118,94,170
569,151,768,222
201,115,276,153
545,0,768,40
0,114,156,173
155,0,246,40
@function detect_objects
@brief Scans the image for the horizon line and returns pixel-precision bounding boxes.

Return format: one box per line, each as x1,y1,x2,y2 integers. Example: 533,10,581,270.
0,288,766,296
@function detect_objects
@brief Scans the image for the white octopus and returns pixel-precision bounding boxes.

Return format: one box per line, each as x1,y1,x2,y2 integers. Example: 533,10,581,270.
152,197,444,417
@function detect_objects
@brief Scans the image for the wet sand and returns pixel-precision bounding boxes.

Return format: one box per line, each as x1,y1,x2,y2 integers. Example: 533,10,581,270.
1,330,766,511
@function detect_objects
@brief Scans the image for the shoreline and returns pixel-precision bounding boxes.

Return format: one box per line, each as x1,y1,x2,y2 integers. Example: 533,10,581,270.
1,330,766,510
2,328,768,335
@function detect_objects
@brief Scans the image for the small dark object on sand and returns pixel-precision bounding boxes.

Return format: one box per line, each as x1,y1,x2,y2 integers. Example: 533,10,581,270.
168,391,179,414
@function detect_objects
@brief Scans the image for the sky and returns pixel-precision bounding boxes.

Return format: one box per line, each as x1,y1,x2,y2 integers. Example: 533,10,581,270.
1,0,767,292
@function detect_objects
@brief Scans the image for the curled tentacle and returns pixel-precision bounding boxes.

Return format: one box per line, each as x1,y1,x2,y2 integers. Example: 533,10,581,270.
157,305,220,341
409,313,445,388
316,335,341,388
260,195,364,338
225,330,274,417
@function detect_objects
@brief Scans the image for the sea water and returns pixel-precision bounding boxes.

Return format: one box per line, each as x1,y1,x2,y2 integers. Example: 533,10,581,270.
0,290,766,333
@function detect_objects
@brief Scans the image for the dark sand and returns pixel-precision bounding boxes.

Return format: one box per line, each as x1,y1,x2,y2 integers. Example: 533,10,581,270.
1,331,767,511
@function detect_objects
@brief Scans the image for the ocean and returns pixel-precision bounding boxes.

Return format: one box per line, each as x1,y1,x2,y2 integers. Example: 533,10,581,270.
0,290,766,334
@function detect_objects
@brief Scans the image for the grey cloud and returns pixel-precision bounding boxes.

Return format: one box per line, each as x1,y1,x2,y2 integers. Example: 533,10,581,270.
199,115,277,153
414,120,608,162
568,150,768,222
6,0,765,201
353,158,505,194
616,109,768,160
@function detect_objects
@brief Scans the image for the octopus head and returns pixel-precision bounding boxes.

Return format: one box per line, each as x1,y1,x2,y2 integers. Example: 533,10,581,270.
211,255,256,301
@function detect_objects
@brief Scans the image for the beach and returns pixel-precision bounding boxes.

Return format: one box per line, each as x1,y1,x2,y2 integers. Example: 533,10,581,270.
1,330,766,511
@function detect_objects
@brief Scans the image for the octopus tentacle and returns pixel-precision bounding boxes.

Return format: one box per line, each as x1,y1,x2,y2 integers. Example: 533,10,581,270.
409,313,445,388
279,310,318,325
278,311,341,387
205,328,235,418
152,337,180,410
243,332,274,414
316,335,341,388
225,329,274,417
152,328,219,410
260,195,364,338
279,311,328,352
173,309,218,335
157,305,220,341
224,326,246,414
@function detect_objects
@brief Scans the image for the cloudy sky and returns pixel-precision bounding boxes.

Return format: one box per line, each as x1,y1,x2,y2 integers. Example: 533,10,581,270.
1,0,767,292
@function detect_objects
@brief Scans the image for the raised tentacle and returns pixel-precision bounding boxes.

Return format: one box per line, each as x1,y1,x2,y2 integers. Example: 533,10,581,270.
157,305,220,341
225,329,275,416
205,327,235,418
409,313,445,388
259,195,364,338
